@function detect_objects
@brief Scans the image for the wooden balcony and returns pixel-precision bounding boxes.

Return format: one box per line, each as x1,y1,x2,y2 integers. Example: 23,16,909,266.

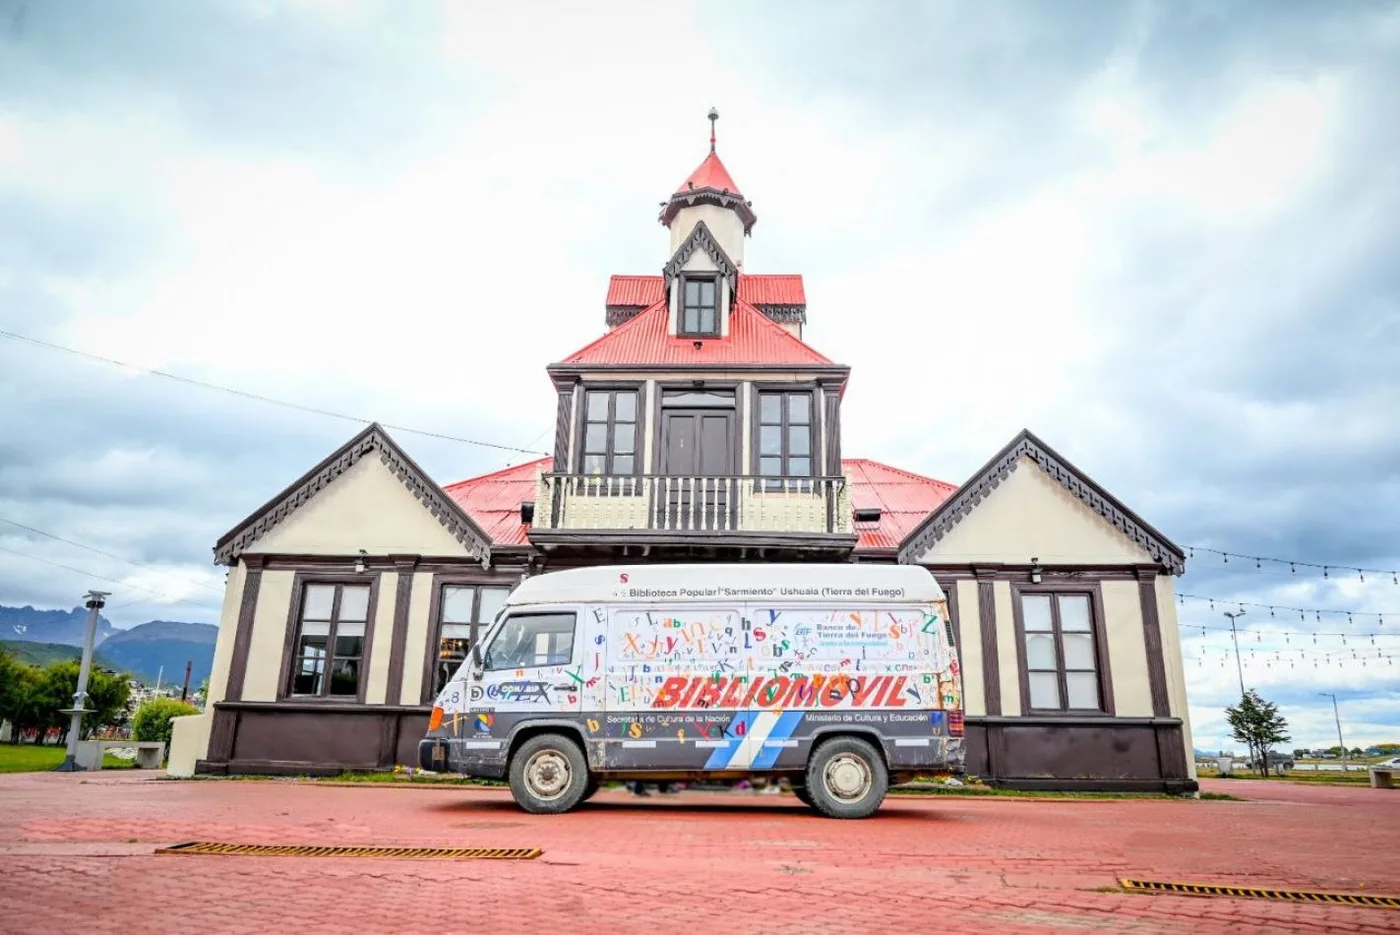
529,472,856,557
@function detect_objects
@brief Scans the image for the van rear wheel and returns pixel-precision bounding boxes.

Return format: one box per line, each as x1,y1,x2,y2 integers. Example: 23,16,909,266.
509,734,589,814
805,737,888,819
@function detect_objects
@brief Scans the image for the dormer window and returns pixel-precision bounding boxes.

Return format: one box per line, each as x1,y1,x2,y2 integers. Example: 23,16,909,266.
680,275,719,336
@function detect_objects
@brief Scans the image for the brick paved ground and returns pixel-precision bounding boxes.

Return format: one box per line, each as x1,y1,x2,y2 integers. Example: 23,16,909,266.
0,772,1396,934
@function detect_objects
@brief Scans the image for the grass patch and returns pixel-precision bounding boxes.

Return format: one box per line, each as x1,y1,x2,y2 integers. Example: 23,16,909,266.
1197,791,1242,801
889,783,1186,801
0,743,137,773
1200,768,1371,785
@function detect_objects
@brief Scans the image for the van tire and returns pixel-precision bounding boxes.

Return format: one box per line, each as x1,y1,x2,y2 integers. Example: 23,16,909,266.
805,737,888,819
792,784,815,808
508,734,589,814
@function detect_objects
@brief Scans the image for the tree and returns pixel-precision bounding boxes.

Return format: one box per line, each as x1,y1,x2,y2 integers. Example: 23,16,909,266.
37,661,130,741
1225,690,1291,777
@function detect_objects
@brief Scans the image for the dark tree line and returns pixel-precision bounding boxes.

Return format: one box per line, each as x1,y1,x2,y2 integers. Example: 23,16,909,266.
0,649,130,743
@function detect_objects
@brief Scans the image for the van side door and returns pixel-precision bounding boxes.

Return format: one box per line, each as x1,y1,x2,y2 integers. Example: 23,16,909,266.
472,606,584,746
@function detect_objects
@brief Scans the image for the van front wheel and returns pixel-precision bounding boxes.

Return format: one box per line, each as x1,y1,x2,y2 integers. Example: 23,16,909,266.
805,737,888,819
509,734,589,814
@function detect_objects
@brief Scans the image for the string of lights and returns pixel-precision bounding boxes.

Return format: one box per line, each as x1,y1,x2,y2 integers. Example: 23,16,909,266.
1182,623,1398,643
1177,592,1391,626
1183,545,1399,584
0,516,225,594
0,545,224,612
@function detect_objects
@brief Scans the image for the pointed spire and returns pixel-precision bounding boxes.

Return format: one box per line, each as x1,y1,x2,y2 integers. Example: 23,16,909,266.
659,108,757,234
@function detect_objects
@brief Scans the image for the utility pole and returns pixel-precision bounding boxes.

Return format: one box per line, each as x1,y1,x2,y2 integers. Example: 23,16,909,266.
181,660,192,702
55,590,109,772
1320,692,1346,773
1223,610,1247,697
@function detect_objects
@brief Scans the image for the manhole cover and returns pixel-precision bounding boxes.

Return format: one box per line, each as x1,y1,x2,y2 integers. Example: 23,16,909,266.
155,842,541,860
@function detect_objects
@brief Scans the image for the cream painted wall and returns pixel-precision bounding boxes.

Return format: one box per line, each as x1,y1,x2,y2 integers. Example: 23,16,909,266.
955,580,985,717
239,571,294,703
920,456,1155,565
205,561,246,707
1156,574,1197,779
399,571,435,705
992,582,1021,714
1100,581,1153,717
668,204,746,266
251,455,474,557
363,572,398,705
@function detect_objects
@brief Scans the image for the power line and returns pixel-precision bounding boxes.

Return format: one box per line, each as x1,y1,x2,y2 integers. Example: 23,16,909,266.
0,516,223,594
0,545,223,612
0,328,550,456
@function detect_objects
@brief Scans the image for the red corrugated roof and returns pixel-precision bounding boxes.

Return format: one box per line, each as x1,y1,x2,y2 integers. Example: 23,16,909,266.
677,151,742,195
560,298,833,366
443,457,550,547
606,275,664,308
739,274,805,306
844,458,958,551
444,455,955,551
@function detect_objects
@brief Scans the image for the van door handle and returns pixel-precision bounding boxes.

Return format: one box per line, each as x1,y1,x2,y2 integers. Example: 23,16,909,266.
553,683,575,691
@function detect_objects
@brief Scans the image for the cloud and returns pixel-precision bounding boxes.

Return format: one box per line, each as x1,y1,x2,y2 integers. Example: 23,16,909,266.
0,0,1396,751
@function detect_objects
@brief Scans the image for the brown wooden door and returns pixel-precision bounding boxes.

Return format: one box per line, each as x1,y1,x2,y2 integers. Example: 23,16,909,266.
660,410,734,529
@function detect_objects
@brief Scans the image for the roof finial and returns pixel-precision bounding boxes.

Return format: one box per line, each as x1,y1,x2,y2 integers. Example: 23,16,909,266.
708,107,719,153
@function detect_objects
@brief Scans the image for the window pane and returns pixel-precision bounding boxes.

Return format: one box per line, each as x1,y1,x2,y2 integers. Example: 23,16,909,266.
442,586,475,624
789,393,811,423
476,588,509,624
685,279,701,303
338,586,370,622
335,634,364,658
1066,672,1099,710
760,425,782,455
298,619,330,637
699,279,715,304
614,423,635,454
303,585,334,620
614,391,636,421
1062,632,1096,669
700,307,715,333
683,307,698,333
1022,595,1053,631
293,635,326,694
1025,632,1056,669
328,658,359,696
583,454,606,475
584,423,607,454
1028,671,1061,709
612,455,634,474
759,394,781,423
586,392,609,420
484,613,577,670
760,456,782,476
789,457,811,476
1059,595,1092,631
788,426,810,456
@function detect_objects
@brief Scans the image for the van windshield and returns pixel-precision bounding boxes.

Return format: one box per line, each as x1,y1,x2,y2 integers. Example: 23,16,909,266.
483,612,576,670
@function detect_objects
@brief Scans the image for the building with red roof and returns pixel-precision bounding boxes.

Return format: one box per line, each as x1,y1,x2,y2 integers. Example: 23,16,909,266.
183,113,1194,798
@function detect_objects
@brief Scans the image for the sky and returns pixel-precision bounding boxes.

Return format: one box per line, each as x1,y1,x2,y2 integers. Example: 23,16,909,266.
1,0,1397,752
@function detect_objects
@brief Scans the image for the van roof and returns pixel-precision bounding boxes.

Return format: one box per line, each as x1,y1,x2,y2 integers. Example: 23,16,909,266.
505,563,946,607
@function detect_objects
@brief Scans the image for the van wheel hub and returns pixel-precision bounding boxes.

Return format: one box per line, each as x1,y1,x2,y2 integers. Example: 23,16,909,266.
524,750,572,801
824,754,871,800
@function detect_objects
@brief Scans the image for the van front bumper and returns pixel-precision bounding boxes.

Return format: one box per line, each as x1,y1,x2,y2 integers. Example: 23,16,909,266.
417,738,508,779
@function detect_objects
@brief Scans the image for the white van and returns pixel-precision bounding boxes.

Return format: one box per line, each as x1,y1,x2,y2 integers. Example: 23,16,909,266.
419,563,965,818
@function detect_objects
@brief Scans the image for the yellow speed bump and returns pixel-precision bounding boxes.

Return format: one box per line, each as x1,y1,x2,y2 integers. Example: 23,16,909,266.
1119,878,1400,909
155,842,541,860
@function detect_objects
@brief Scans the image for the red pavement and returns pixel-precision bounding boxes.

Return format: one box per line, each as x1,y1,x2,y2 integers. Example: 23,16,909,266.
0,772,1396,934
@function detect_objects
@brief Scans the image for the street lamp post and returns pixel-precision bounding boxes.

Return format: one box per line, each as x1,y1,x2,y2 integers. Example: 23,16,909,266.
1319,692,1347,773
1223,610,1250,767
55,590,109,772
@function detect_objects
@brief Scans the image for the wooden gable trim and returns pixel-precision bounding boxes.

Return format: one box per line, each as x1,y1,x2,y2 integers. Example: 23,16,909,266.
661,220,739,291
895,429,1187,574
212,423,492,566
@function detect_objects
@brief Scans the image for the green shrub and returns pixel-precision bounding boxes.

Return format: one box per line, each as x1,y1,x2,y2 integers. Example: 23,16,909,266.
131,698,200,748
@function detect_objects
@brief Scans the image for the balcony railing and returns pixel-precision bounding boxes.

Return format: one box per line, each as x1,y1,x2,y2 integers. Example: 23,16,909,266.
533,473,853,536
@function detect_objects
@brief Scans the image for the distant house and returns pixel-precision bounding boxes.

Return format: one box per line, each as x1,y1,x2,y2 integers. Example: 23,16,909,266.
169,117,1196,794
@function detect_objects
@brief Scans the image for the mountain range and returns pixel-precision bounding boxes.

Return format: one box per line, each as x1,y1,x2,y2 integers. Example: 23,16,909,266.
0,605,217,685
